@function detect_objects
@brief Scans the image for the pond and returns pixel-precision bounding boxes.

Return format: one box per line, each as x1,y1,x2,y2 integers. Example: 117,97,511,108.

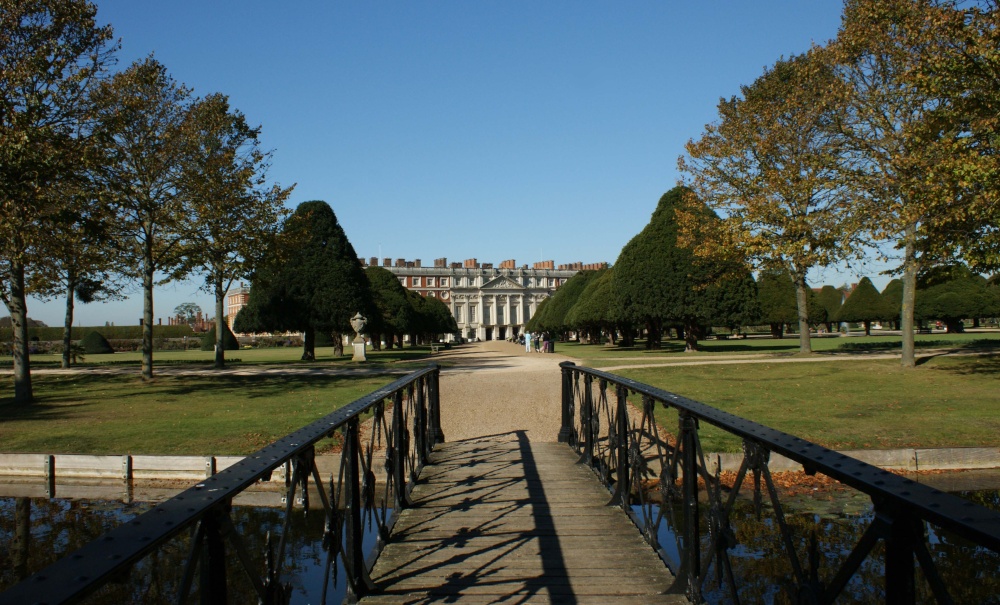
1,483,999,603
639,486,1000,604
0,494,384,604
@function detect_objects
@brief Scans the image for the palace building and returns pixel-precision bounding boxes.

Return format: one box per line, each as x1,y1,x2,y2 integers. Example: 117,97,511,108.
365,257,607,342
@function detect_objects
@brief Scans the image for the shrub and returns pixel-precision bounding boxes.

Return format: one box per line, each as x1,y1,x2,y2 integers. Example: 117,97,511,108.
81,331,115,354
201,323,239,351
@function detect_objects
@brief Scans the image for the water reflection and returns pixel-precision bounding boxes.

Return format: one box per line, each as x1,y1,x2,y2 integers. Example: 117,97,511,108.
3,489,999,604
0,496,386,604
638,489,1000,604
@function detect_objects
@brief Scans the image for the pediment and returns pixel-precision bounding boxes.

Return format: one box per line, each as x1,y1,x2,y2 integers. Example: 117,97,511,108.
481,276,525,290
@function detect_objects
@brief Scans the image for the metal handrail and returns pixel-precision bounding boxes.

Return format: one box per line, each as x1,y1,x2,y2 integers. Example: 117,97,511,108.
559,361,1000,604
0,364,442,605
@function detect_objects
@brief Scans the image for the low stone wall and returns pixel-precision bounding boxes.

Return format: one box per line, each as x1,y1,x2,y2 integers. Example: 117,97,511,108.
0,453,345,483
706,446,1000,475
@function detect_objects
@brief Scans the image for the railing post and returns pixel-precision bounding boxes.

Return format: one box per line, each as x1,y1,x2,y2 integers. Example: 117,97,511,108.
415,376,428,465
582,374,594,465
199,508,228,605
679,412,702,603
392,389,410,509
427,364,445,445
343,417,375,603
609,383,631,508
884,505,919,604
558,362,576,443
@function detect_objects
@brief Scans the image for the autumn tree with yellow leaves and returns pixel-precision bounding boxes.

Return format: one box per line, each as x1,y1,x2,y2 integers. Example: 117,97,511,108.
679,49,858,354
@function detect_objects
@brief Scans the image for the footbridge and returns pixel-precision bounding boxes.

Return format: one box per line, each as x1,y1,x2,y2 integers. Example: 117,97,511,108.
3,362,1000,604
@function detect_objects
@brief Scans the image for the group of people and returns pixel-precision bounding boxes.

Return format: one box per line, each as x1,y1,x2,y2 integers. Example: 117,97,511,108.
518,331,553,353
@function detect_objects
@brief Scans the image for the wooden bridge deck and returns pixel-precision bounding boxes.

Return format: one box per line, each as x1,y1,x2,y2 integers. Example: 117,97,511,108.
361,432,687,604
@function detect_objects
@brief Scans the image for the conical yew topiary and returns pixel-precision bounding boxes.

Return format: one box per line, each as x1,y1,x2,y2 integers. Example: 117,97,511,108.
81,331,115,354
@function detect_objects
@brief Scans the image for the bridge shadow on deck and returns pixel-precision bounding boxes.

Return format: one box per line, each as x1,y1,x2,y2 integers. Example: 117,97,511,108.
363,432,682,605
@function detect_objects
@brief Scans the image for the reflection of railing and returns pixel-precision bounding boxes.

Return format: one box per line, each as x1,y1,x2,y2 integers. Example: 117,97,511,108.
559,362,1000,604
0,365,442,605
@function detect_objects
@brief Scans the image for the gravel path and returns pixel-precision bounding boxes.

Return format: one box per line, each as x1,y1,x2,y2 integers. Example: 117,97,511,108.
434,341,577,443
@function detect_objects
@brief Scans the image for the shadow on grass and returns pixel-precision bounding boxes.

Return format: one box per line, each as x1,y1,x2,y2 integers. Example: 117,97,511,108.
0,372,392,422
929,354,1000,375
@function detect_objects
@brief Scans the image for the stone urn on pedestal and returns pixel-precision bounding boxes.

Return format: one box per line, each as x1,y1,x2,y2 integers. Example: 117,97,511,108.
350,312,368,362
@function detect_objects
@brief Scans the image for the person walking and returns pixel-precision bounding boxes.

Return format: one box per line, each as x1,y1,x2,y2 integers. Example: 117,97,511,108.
525,332,533,353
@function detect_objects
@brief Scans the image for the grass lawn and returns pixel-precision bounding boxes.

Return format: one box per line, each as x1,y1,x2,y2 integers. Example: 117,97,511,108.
559,330,1000,368
612,354,1000,453
0,373,391,455
19,344,443,368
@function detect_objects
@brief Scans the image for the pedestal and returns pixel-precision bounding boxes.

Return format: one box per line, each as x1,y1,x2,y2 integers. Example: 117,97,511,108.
352,338,367,362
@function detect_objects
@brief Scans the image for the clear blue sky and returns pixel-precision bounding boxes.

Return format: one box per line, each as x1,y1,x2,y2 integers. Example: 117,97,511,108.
28,0,869,327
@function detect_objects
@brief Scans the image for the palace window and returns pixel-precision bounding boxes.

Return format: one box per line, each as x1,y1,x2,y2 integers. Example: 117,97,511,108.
455,306,463,322
427,277,436,287
470,305,478,322
440,277,449,287
413,276,422,287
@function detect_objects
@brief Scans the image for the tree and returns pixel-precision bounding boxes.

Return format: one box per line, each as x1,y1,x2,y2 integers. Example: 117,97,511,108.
910,2,1000,273
916,264,997,332
881,279,904,329
235,201,373,360
829,0,962,367
90,57,193,380
680,49,857,354
365,266,413,349
613,187,757,351
176,93,293,369
757,271,799,339
525,270,598,339
29,177,123,369
565,268,617,344
817,285,844,333
0,0,116,402
835,277,891,336
173,302,202,324
405,292,457,345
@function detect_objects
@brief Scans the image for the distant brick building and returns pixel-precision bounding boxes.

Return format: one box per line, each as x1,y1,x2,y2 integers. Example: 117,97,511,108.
226,284,251,331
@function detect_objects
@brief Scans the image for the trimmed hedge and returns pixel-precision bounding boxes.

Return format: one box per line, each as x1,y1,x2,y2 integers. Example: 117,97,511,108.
0,325,196,342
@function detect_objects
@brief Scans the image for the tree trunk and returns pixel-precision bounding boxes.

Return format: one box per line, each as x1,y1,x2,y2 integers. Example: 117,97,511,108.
645,320,661,349
7,259,33,403
141,258,154,381
214,277,226,370
770,323,784,339
302,327,316,360
864,320,872,337
62,271,76,369
792,271,812,354
332,331,344,356
901,224,918,368
683,320,700,352
621,325,634,347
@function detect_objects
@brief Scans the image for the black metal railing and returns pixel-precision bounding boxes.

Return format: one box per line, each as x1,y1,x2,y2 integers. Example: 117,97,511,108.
0,364,443,605
559,362,1000,604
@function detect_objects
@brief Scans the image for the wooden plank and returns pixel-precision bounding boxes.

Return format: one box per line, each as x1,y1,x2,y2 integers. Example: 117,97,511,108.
362,437,683,604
